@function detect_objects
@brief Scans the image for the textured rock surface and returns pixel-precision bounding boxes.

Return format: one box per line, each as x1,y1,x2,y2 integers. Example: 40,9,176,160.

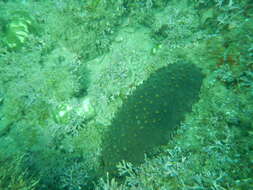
101,62,204,173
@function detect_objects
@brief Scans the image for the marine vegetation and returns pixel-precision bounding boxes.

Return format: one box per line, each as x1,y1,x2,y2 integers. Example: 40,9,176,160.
0,0,252,190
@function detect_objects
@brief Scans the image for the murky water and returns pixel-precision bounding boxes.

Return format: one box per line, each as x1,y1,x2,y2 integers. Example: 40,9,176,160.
0,1,252,190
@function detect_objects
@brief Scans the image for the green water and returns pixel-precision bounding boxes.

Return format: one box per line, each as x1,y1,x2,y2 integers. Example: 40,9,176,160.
0,0,252,190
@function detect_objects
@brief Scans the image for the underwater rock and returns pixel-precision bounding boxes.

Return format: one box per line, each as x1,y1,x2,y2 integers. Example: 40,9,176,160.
101,62,204,174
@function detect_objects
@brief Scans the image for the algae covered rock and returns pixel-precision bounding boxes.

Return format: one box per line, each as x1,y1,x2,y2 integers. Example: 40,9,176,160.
101,62,204,174
3,11,36,50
